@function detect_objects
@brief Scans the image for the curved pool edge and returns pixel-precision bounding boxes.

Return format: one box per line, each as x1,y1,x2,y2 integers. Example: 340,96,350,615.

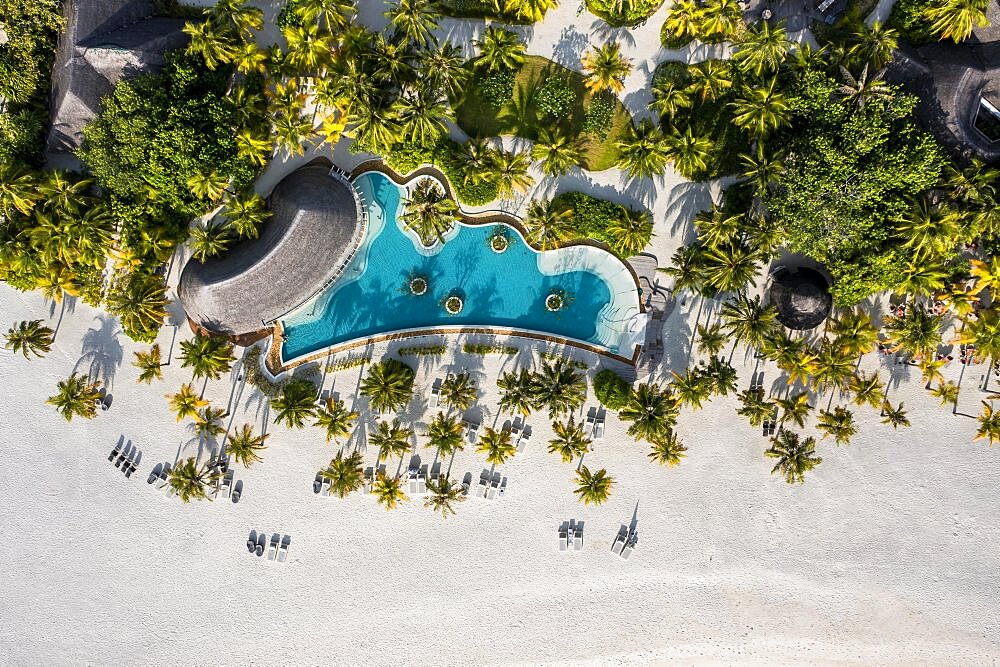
277,162,648,369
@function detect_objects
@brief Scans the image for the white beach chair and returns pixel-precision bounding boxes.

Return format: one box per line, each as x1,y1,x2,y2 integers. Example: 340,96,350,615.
218,471,233,500
574,532,583,551
612,527,627,555
518,429,530,450
475,478,488,498
277,536,290,563
585,413,596,437
559,527,568,551
486,484,497,500
464,420,480,444
267,535,279,561
620,545,633,560
430,385,440,408
593,416,605,441
321,479,331,496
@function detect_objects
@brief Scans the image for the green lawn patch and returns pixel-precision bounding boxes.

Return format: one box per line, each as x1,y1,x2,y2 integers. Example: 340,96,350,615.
455,55,633,172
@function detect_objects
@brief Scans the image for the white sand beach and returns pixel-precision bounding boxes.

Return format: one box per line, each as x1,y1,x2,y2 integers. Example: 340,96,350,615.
1,277,998,665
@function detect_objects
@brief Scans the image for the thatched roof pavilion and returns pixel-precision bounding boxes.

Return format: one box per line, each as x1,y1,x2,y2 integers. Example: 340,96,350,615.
178,159,365,336
47,0,188,154
768,266,832,331
888,4,1000,162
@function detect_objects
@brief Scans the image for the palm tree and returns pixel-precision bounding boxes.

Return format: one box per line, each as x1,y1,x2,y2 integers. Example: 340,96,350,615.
829,309,878,359
402,178,458,246
0,163,39,216
957,309,1000,377
105,273,170,341
418,42,471,104
881,400,911,429
179,333,235,382
492,150,534,199
883,307,943,359
321,450,366,498
426,411,466,459
573,465,614,505
440,372,477,412
208,0,264,41
187,169,229,202
616,119,670,181
650,80,692,119
523,198,574,250
740,144,785,196
924,0,989,42
477,427,517,467
895,196,963,261
495,0,559,21
581,42,631,95
730,79,790,136
274,112,315,155
370,418,414,464
737,389,775,427
372,472,408,510
133,344,163,384
183,20,234,70
225,194,270,240
659,244,707,297
816,406,857,445
497,369,536,416
4,319,54,359
648,431,688,467
397,90,452,147
671,369,712,409
296,0,354,31
701,243,760,295
720,293,779,351
667,126,714,177
387,0,439,44
618,383,678,442
733,21,789,76
282,23,333,73
849,372,885,409
167,383,208,422
664,0,702,40
811,342,856,394
231,42,267,77
168,457,221,502
687,60,733,103
189,223,232,261
236,129,272,167
850,21,898,68
607,208,654,256
47,373,101,421
531,128,584,177
836,64,892,109
700,355,739,396
765,431,822,484
776,391,812,428
532,359,587,419
424,475,466,517
548,418,592,464
474,26,526,73
192,405,226,441
930,380,960,408
970,257,1000,296
360,359,415,413
225,423,268,467
271,380,317,429
314,398,359,444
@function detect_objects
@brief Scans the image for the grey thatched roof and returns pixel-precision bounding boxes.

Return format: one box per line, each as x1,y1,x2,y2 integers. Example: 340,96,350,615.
46,0,187,154
768,267,832,331
178,159,366,336
888,5,1000,162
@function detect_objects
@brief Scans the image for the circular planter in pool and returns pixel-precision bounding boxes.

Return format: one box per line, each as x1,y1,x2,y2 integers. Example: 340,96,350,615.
546,292,565,312
490,234,509,254
409,276,428,296
444,295,464,315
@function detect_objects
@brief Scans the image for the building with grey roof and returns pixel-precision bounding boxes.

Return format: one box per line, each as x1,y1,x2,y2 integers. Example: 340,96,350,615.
47,0,188,155
890,3,1000,163
178,159,367,337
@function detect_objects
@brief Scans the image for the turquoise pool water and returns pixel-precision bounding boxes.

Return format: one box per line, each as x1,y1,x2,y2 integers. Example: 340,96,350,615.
281,172,624,361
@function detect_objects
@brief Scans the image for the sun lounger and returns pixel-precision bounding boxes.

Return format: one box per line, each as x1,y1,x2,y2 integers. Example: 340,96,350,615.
115,446,129,469
464,420,480,443
461,480,470,495
612,526,627,555
124,459,136,478
621,544,634,559
219,470,234,499
486,484,497,500
277,535,290,563
247,535,256,553
594,416,605,441
320,479,331,496
499,477,507,496
518,429,530,450
574,531,583,551
559,527,568,551
109,441,122,462
267,535,279,561
430,385,440,408
475,478,488,498
231,480,242,503
313,473,322,494
255,533,266,557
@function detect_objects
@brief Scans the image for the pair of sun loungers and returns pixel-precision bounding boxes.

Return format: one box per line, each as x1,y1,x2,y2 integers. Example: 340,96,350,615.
462,419,480,444
558,520,584,551
108,441,138,478
407,467,428,495
509,422,531,452
611,526,637,560
474,471,506,499
247,531,290,563
584,410,606,442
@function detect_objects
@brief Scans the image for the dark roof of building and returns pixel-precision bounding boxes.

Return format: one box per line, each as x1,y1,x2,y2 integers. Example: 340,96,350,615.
888,4,1000,162
768,266,832,331
47,0,187,154
178,159,367,336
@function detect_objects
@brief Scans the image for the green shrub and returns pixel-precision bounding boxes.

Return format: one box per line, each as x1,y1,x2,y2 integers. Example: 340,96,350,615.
244,347,286,398
326,355,371,372
441,0,540,22
887,0,936,45
383,137,499,206
594,369,632,409
589,0,664,26
660,20,696,49
536,75,577,118
477,70,517,110
540,351,589,370
463,343,518,355
277,0,306,27
551,192,652,255
398,345,448,356
583,94,616,139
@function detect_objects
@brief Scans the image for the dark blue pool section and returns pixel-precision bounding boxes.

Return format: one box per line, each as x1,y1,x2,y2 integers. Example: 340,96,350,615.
281,172,614,360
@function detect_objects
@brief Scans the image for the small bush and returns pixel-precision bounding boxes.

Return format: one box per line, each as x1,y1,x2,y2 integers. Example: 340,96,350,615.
477,70,517,110
540,351,589,370
536,75,578,118
326,355,371,372
888,0,936,45
551,191,652,255
398,345,448,356
277,0,306,27
463,343,518,355
594,369,632,409
589,0,664,26
583,94,616,139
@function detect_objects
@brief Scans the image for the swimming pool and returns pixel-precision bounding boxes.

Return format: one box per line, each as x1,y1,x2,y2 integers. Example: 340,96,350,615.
280,171,643,363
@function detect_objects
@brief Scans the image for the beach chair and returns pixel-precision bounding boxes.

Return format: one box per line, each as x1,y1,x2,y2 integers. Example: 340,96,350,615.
320,479,331,496
429,385,440,408
594,415,605,441
498,477,507,497
461,480,471,495
277,535,290,563
518,429,530,450
464,420,480,444
475,478,488,498
585,412,596,437
574,531,583,551
612,527,627,555
217,471,233,499
109,441,122,462
255,533,266,557
559,526,568,551
486,483,498,500
231,481,242,503
267,535,279,561
313,473,322,494
247,533,256,554
620,545,634,560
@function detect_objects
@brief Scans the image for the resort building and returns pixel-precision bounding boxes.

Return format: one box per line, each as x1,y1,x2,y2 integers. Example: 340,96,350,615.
47,0,188,156
891,4,1000,162
178,159,366,338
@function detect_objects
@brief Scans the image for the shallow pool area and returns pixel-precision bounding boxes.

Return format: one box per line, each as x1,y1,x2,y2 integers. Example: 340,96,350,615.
281,171,642,363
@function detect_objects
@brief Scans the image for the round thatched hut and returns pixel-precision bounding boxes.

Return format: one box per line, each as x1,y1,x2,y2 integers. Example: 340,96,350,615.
768,266,833,331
